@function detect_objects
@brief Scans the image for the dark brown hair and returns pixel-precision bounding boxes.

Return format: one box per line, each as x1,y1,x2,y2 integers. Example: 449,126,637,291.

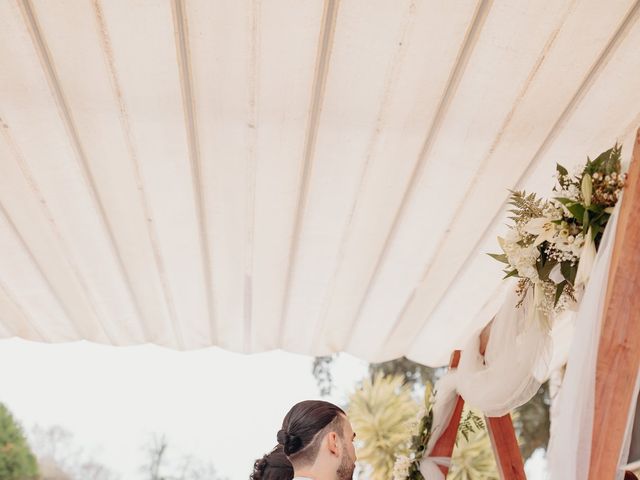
250,445,293,480
277,400,346,466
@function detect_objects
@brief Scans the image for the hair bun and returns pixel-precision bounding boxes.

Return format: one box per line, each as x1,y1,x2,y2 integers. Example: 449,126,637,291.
250,456,268,480
276,429,302,455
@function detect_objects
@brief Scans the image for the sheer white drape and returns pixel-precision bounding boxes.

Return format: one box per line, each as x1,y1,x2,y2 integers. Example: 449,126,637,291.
546,202,639,480
420,283,555,477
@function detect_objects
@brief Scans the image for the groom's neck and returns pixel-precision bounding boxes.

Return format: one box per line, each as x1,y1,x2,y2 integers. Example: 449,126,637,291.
294,466,333,480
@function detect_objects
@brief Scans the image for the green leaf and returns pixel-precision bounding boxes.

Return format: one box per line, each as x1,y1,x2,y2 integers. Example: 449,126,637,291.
583,210,590,234
586,204,604,214
488,253,509,264
585,145,623,175
556,163,568,176
503,269,519,280
538,258,557,281
588,148,612,171
566,203,586,221
561,261,578,285
554,281,567,307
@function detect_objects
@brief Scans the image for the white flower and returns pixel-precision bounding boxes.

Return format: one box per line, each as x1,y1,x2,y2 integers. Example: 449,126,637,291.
543,204,563,221
504,228,521,244
499,236,541,282
393,455,412,480
556,184,580,202
548,264,563,284
518,264,540,283
415,407,426,426
523,217,558,246
575,228,596,286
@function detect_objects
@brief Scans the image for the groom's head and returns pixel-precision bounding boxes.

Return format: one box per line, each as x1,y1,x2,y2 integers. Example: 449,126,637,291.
278,400,356,480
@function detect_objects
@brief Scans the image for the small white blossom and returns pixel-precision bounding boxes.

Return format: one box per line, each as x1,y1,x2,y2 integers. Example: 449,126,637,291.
393,455,412,480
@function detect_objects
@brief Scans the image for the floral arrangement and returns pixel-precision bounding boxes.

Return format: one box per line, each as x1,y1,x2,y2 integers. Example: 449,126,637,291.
490,145,626,314
392,385,484,480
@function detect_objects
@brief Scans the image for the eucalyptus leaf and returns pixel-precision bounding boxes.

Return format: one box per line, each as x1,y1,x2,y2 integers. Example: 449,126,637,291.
554,281,567,307
488,253,509,264
583,210,590,234
566,203,586,221
503,269,519,280
556,163,568,176
561,261,578,285
538,258,557,281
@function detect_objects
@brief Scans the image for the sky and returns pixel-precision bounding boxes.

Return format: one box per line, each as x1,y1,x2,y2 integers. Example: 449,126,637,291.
0,338,546,479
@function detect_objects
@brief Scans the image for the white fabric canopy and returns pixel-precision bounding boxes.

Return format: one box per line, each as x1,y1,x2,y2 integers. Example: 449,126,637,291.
1,0,640,366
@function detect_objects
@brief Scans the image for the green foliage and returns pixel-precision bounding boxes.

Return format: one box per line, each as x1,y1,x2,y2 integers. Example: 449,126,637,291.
507,190,546,221
583,144,622,176
312,355,336,396
448,410,499,480
369,356,442,387
512,383,551,459
0,403,39,480
312,355,442,398
458,410,485,444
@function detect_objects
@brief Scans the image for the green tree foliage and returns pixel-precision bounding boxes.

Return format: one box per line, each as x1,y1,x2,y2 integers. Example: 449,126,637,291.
0,403,39,480
312,355,336,396
140,433,226,480
369,356,443,387
513,382,550,459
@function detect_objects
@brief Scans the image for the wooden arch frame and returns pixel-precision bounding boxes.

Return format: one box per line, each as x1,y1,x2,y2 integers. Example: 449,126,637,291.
430,130,640,479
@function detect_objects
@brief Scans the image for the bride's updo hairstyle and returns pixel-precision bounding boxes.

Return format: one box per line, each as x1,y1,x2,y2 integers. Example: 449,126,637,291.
250,445,293,480
277,400,346,466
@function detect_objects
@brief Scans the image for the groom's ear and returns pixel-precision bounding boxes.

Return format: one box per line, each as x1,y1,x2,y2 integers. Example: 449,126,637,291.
327,431,340,456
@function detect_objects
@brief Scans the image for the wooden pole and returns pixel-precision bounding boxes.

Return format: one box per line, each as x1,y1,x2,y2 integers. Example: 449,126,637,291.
429,350,465,476
486,415,527,479
588,129,640,479
432,346,526,479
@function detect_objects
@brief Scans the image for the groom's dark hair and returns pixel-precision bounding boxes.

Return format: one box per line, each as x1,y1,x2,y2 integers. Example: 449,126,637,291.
277,400,346,466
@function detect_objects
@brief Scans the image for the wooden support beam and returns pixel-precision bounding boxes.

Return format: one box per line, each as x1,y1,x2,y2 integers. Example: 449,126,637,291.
429,350,465,476
486,415,527,480
589,129,640,479
432,348,526,479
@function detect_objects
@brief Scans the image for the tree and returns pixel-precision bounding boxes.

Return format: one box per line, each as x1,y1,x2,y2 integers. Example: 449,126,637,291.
29,424,119,480
0,403,39,480
513,382,551,459
141,434,169,480
312,355,442,398
140,434,225,480
312,355,336,396
369,356,443,387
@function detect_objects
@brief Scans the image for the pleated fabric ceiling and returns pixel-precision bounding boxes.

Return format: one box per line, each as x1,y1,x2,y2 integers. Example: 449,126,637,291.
1,0,640,366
